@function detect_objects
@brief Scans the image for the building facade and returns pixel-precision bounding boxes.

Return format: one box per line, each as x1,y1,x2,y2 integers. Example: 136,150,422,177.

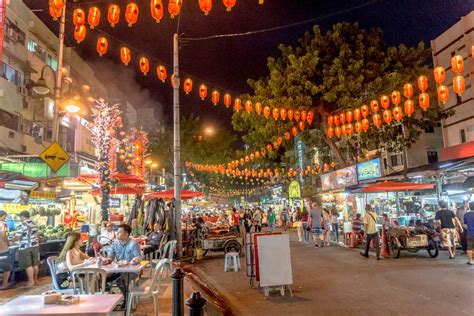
431,10,474,161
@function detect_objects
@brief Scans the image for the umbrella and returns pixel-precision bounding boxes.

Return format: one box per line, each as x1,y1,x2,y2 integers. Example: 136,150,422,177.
91,186,144,195
144,189,204,200
362,181,434,192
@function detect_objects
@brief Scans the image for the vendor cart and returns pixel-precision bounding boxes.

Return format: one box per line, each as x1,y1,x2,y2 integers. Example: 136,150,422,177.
200,234,243,256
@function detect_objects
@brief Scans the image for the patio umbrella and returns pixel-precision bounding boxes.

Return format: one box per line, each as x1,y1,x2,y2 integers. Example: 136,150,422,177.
91,186,144,195
362,181,434,192
144,189,204,200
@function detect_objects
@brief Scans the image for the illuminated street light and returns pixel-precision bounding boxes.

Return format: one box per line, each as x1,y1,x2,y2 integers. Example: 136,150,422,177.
151,162,159,168
145,159,153,165
204,126,215,136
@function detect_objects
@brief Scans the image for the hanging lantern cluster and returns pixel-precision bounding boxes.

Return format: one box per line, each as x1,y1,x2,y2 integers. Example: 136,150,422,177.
48,0,64,21
451,55,465,97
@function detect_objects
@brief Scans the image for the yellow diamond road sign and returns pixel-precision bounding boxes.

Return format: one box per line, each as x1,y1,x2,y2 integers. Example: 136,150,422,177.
39,142,70,173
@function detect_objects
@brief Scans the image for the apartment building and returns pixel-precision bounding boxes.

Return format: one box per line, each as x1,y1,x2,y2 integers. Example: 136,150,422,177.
0,0,107,175
431,10,474,161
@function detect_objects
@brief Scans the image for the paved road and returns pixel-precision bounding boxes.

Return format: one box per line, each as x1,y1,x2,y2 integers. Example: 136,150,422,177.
188,230,474,316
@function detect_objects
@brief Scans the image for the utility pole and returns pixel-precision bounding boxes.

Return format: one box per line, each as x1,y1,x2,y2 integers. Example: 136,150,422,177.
173,33,182,256
52,2,66,144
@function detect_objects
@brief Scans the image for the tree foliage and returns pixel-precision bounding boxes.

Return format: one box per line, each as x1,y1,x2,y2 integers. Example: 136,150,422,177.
233,22,452,166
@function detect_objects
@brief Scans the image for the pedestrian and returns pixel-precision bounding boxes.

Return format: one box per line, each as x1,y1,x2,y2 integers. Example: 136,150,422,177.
243,210,252,233
456,200,469,253
281,208,289,231
267,208,276,233
360,204,380,260
352,213,364,235
464,202,474,265
322,209,331,246
232,208,241,234
293,208,303,242
0,211,12,290
330,207,339,243
435,200,463,259
301,207,309,243
11,211,39,286
253,208,263,233
308,201,323,247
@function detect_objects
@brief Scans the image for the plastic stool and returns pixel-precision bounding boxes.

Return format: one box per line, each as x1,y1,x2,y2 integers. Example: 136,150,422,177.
224,252,240,272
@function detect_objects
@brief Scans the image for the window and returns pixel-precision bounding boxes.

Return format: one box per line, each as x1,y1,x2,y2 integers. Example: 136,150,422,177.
427,150,438,164
22,145,27,153
8,131,14,138
0,109,20,131
46,54,58,71
1,63,24,88
460,129,466,144
390,154,402,167
4,18,26,45
28,38,46,60
27,38,37,53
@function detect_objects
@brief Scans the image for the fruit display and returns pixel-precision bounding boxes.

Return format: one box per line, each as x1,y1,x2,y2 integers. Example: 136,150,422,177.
37,224,72,242
30,206,62,217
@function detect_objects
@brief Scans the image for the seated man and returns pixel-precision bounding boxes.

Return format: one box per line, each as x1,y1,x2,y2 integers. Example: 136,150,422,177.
143,223,163,258
99,222,116,246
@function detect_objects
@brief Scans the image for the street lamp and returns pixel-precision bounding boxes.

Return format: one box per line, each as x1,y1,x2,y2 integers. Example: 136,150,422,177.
204,126,215,136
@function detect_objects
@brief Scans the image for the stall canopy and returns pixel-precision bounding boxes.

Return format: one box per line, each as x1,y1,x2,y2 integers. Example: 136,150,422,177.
91,186,144,195
144,189,204,200
362,181,435,192
78,173,145,185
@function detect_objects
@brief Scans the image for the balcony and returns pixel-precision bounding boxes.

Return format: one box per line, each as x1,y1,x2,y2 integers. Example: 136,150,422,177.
0,76,24,113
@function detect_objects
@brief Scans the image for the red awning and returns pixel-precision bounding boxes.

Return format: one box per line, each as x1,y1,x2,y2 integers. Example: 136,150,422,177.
91,186,144,195
144,189,204,200
362,181,435,192
79,173,145,185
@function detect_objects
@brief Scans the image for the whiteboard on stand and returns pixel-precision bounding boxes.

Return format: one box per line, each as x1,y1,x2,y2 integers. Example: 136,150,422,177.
256,234,293,287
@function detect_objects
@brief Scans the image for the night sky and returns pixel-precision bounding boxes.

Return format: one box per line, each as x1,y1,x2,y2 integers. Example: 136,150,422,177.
25,0,473,132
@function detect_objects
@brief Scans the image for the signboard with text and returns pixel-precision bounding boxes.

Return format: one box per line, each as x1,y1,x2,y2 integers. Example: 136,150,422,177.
357,158,382,181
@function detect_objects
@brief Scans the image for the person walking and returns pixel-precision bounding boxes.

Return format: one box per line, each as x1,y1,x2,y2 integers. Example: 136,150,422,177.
253,208,262,233
322,209,331,246
281,208,289,231
456,200,469,253
308,201,323,248
435,200,463,259
11,211,39,286
0,211,12,290
360,204,380,260
267,208,276,233
464,202,474,265
330,207,339,243
243,209,252,233
232,208,241,235
301,207,309,243
293,208,303,242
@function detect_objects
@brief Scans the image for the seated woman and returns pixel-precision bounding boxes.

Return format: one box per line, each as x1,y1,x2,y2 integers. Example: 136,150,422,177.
56,232,94,289
143,223,164,258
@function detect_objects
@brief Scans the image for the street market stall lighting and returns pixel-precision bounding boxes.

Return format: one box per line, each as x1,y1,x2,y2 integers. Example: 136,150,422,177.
151,163,158,168
145,160,153,165
32,77,50,95
64,99,81,113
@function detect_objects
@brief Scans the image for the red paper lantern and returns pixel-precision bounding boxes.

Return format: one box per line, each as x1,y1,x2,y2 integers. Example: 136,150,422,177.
261,148,266,157
307,111,314,125
404,99,415,117
223,0,236,11
370,100,379,113
417,75,428,92
280,108,287,120
298,121,305,131
266,144,273,152
211,90,220,105
87,7,101,29
391,91,401,106
339,112,346,124
183,79,193,94
168,0,182,18
74,25,86,44
170,74,180,88
360,105,369,118
199,0,213,15
453,75,465,96
354,122,362,133
326,127,334,138
96,37,108,56
138,57,149,75
291,126,298,137
333,115,340,126
346,111,353,123
234,98,242,112
361,119,369,132
73,8,85,26
223,93,231,107
263,106,270,118
335,126,342,138
245,100,253,113
380,95,390,109
403,83,414,99
50,0,65,9
199,84,208,100
372,114,382,128
294,111,301,121
451,55,464,74
392,106,403,122
437,85,449,104
301,111,307,122
346,123,354,136
272,108,280,120
150,0,164,23
433,67,446,83
157,65,167,82
125,2,139,27
354,108,361,121
108,4,120,27
287,109,294,120
419,92,430,111
383,109,392,124
327,116,334,126
341,124,347,137
277,137,283,146
49,1,62,20
120,47,131,66
284,131,291,140
255,102,262,115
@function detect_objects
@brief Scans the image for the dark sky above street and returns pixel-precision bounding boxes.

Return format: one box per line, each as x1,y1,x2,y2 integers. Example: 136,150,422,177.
25,0,473,132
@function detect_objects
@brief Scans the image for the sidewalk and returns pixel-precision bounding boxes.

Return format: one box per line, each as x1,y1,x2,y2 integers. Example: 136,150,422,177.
186,228,474,316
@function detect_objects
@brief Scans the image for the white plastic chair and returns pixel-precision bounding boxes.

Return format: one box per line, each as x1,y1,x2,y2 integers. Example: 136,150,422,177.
150,240,177,277
224,252,241,272
46,256,74,294
71,268,107,295
126,258,172,316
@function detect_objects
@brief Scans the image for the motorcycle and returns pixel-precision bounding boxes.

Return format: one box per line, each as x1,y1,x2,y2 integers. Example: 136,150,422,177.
387,225,440,259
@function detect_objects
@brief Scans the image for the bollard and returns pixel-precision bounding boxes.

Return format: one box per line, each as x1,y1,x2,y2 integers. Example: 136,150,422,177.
185,291,207,316
171,268,185,316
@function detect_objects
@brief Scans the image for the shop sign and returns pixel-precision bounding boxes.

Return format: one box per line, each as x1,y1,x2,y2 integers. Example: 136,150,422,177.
288,181,301,198
39,142,70,173
357,158,382,181
30,190,57,200
321,165,357,191
109,198,121,208
296,139,304,183
2,204,30,214
0,162,69,178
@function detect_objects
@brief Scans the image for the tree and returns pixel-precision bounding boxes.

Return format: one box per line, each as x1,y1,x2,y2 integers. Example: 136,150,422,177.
233,22,452,167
